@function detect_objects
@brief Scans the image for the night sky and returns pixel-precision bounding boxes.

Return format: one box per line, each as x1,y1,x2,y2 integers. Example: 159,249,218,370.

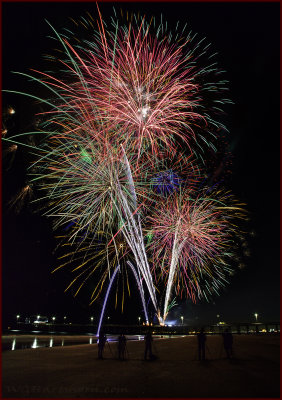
2,2,280,327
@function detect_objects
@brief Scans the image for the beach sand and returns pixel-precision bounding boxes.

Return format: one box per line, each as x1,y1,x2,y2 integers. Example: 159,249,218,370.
2,334,280,398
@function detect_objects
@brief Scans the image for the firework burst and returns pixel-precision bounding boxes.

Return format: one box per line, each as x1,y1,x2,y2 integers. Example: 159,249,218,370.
53,229,129,303
149,151,200,197
147,187,247,321
3,7,245,324
10,8,231,165
31,130,154,242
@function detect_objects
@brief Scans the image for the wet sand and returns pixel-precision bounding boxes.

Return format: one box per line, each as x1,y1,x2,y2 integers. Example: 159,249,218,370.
2,334,280,398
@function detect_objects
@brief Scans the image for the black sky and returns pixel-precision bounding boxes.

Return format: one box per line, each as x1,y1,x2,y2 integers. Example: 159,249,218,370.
2,2,280,326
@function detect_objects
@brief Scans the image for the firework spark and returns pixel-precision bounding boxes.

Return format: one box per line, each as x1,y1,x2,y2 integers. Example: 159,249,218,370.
8,184,33,214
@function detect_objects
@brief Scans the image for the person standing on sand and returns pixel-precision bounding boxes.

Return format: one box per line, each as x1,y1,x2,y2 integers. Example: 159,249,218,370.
222,328,233,359
118,333,127,360
144,331,154,360
98,331,107,359
197,327,206,361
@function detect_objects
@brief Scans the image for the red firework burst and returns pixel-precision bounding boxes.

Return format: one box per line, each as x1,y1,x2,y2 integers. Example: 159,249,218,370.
147,188,246,302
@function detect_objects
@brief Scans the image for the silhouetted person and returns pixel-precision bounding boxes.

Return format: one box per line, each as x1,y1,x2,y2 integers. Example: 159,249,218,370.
98,331,107,359
118,334,127,360
222,328,233,359
197,328,206,361
144,331,153,360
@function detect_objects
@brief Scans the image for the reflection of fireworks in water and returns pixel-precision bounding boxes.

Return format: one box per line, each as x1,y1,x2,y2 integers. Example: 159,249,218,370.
148,188,247,321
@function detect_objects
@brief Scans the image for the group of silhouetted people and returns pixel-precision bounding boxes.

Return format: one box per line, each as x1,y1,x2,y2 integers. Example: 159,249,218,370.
197,327,233,361
98,327,233,361
98,331,128,360
98,330,157,361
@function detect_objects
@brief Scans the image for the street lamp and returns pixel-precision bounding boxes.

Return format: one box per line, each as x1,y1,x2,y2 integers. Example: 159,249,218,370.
181,316,184,325
52,316,56,323
90,316,94,322
254,313,258,322
138,316,141,325
16,315,20,320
